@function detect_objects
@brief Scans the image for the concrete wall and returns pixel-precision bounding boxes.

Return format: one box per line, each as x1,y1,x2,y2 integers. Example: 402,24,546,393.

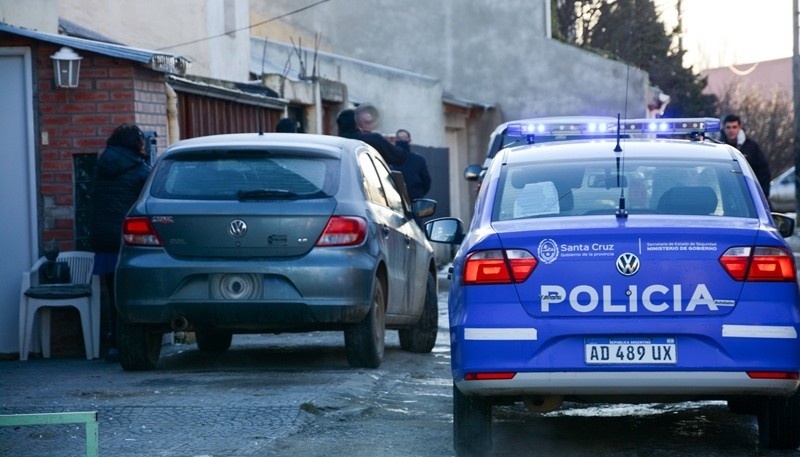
250,0,649,120
57,0,251,81
0,0,59,33
252,38,447,148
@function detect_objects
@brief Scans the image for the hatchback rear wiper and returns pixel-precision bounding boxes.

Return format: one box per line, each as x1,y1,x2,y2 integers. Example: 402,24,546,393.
237,189,298,200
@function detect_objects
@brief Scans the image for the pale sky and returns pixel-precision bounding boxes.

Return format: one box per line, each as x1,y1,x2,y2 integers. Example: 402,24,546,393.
655,0,795,70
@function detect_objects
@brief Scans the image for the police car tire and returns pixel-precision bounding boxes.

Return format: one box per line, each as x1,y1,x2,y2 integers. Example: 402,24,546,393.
117,319,162,371
758,390,800,449
399,272,438,353
728,398,759,415
196,331,233,352
453,384,492,456
344,279,386,368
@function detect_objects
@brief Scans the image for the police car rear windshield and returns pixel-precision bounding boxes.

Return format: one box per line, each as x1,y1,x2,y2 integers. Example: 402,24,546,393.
493,158,755,220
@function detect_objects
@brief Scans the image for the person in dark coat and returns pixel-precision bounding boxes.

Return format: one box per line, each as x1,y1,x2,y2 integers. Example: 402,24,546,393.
393,129,431,200
275,117,297,133
90,123,152,360
722,114,771,198
336,107,405,167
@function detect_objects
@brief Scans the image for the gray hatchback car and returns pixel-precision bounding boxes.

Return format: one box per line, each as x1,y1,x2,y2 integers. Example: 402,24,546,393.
115,133,439,371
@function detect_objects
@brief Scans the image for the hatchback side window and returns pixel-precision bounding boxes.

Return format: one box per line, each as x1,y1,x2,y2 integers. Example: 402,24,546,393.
358,153,387,206
372,158,405,213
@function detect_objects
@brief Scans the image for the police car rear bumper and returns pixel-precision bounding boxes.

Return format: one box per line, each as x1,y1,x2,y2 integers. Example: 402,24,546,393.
455,371,799,397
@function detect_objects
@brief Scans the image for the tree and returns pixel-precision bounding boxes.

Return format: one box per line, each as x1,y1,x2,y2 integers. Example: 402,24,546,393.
552,0,716,117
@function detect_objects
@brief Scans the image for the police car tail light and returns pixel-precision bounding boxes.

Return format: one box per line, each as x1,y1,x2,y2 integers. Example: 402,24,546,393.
719,246,795,281
747,371,800,380
463,249,536,285
316,216,367,246
123,217,163,246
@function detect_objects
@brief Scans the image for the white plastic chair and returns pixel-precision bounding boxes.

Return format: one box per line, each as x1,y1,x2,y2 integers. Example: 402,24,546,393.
18,251,100,360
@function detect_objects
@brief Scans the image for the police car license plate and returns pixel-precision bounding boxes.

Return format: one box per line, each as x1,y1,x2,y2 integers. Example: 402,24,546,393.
584,337,676,365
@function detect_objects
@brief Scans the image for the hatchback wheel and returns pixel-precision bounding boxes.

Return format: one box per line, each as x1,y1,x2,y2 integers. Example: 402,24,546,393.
453,383,492,456
196,331,233,352
399,272,438,353
758,390,800,449
117,319,162,371
345,279,385,368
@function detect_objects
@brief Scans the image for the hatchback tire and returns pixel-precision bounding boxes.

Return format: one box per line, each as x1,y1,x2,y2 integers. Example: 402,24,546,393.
117,319,163,371
758,390,800,449
196,331,233,352
453,383,492,456
399,272,438,353
345,279,385,368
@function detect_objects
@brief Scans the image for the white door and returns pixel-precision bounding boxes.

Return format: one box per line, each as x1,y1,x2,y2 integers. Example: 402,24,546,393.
0,48,37,354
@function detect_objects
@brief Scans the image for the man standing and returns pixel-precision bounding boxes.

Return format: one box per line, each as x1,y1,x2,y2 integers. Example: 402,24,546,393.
336,105,405,166
722,114,771,198
393,129,431,200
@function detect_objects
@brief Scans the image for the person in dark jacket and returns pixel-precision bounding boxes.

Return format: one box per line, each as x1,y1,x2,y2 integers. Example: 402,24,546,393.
275,117,297,133
393,129,431,200
336,107,405,167
90,123,152,360
722,114,771,198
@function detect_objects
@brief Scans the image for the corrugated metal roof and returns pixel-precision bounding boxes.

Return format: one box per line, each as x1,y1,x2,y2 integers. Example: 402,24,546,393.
167,75,286,110
0,22,190,75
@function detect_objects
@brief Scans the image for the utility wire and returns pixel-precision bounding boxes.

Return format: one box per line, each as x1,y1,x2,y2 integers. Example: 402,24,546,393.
156,0,331,51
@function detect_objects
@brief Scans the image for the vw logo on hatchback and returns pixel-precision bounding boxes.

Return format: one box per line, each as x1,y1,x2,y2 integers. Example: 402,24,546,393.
228,219,248,238
616,252,640,276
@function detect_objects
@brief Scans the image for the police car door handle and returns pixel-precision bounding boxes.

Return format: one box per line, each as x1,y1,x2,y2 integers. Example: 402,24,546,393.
381,225,390,237
404,234,411,245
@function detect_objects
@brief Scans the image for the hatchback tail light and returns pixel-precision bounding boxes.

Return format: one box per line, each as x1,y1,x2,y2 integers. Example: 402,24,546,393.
719,246,795,281
463,249,537,285
122,217,163,246
316,216,367,246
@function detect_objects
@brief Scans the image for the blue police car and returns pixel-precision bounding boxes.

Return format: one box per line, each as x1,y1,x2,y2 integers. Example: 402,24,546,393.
428,118,800,455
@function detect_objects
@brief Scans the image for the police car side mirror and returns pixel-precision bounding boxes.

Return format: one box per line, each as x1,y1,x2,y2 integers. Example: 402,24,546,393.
464,164,482,182
772,213,796,238
425,217,465,244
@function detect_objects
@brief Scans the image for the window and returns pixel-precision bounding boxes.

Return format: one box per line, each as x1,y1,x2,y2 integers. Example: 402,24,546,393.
359,153,386,206
494,158,755,220
150,151,339,200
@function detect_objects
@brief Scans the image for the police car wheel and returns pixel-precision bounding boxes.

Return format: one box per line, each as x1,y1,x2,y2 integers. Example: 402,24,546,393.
344,279,386,368
399,272,438,353
196,331,233,352
727,398,759,415
453,384,492,456
758,390,800,449
117,318,162,371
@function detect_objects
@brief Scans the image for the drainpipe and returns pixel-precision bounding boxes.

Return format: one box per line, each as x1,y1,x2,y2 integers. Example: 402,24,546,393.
313,79,323,134
166,83,179,145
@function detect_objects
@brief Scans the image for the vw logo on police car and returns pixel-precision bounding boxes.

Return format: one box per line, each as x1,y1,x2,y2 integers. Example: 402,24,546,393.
228,219,248,238
538,238,559,264
616,252,640,276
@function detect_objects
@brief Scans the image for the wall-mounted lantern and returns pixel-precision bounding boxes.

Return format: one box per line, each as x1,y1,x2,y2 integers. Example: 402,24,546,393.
50,47,83,88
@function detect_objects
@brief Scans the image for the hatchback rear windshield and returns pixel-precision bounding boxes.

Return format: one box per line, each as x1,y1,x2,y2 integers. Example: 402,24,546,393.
150,151,340,200
493,158,756,220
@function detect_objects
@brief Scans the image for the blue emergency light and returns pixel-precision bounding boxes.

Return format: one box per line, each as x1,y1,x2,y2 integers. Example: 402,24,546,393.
505,117,720,139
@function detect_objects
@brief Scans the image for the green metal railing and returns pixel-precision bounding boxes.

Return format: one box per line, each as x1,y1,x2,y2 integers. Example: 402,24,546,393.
0,411,99,457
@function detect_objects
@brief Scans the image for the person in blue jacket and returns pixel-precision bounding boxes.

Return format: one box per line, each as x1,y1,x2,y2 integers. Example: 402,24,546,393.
89,123,152,361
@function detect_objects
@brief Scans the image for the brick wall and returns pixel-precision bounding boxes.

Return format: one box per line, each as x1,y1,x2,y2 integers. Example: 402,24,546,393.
32,41,170,358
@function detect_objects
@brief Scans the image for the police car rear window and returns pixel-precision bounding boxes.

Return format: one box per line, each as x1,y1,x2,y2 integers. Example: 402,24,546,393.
493,158,755,220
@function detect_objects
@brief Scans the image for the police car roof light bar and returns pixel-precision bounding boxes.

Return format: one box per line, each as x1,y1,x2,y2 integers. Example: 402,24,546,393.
505,117,720,139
